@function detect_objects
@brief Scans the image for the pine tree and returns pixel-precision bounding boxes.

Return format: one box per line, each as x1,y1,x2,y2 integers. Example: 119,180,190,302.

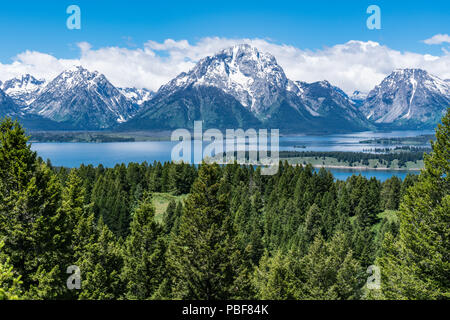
321,191,337,239
335,186,353,234
300,204,323,252
75,218,124,300
376,109,450,299
163,200,177,235
253,250,293,300
149,162,163,192
0,241,22,300
255,232,363,300
400,174,418,200
172,201,184,236
91,171,131,237
122,193,166,299
247,192,264,265
0,118,67,297
26,173,88,299
167,163,240,299
380,176,402,210
296,232,363,300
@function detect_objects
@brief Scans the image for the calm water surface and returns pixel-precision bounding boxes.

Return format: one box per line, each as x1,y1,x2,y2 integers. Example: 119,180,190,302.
31,130,429,181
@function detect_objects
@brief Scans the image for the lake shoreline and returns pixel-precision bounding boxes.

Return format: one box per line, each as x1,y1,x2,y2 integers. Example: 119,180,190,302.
308,164,422,171
30,129,430,181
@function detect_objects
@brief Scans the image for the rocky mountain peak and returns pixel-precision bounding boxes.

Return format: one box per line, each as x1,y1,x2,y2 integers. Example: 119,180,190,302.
29,66,137,129
1,74,47,105
158,44,289,114
360,68,450,127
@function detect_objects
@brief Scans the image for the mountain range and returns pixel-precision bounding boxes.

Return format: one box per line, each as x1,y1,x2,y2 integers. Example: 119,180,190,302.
0,74,47,107
122,45,371,133
1,44,449,132
360,68,450,129
0,87,19,118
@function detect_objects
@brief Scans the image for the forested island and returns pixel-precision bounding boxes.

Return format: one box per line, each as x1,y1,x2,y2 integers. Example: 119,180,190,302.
0,111,448,300
359,134,435,145
280,150,425,170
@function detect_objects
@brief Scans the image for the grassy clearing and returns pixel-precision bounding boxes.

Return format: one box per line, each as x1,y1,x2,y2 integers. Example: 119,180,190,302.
378,210,399,223
372,210,399,235
152,192,188,223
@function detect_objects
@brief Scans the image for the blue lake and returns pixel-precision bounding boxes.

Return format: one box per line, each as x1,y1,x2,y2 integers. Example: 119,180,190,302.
31,130,430,181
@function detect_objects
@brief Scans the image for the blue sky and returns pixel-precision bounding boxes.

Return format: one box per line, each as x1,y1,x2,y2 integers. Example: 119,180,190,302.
0,0,449,93
0,0,448,60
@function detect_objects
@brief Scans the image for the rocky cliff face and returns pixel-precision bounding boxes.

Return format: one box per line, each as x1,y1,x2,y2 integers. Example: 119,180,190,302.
30,66,138,129
360,69,450,128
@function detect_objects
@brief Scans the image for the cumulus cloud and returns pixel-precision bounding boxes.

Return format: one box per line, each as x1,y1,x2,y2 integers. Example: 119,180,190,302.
423,34,450,45
0,51,78,83
1,37,450,94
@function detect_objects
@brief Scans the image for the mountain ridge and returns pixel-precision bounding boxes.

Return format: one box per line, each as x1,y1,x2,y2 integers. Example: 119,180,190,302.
360,68,450,129
1,46,448,133
0,74,47,107
29,66,138,130
123,44,371,133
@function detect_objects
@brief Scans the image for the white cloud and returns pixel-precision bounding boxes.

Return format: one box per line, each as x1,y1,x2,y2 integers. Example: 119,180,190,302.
423,34,450,45
0,51,78,83
1,37,450,94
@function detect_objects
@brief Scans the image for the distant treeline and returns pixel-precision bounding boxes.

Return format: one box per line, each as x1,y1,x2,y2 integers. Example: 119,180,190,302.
359,134,435,145
29,132,136,143
363,146,432,153
280,150,426,166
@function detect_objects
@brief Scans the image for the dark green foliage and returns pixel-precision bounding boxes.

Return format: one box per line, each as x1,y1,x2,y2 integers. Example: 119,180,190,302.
381,176,402,210
75,218,124,300
122,193,166,299
163,200,177,235
0,118,68,298
376,109,450,299
0,241,22,300
255,232,363,300
167,164,241,299
0,113,447,300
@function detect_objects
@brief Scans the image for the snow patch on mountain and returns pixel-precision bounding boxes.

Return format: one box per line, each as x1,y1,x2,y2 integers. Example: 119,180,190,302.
118,87,153,105
30,66,137,129
291,80,364,123
145,44,371,132
0,88,19,117
0,74,47,106
157,44,290,114
350,90,368,106
360,68,450,127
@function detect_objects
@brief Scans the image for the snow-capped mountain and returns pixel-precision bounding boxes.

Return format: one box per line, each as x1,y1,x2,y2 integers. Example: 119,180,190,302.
350,90,368,107
118,87,153,105
156,44,291,116
0,74,47,106
30,66,138,129
0,88,19,117
4,48,445,133
125,44,369,132
292,80,370,127
0,87,72,129
360,69,450,128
